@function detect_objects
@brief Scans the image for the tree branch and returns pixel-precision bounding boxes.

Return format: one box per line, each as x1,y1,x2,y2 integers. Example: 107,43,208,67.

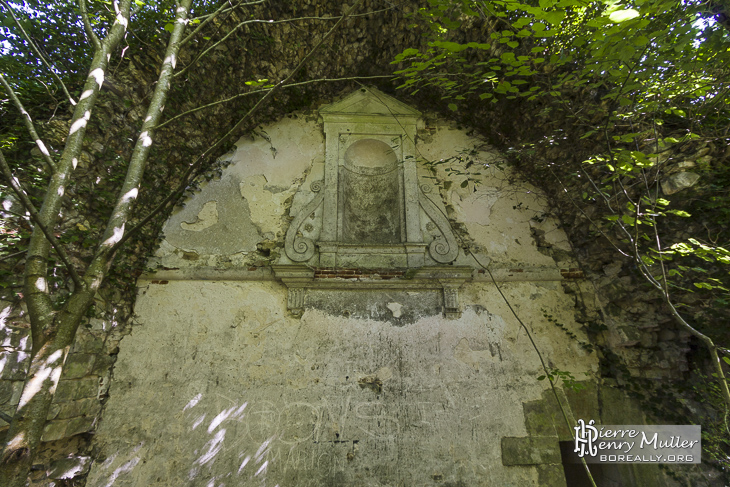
176,6,391,78
0,0,77,106
190,0,266,20
473,254,597,487
156,74,393,130
0,73,57,173
0,250,27,263
79,0,102,50
94,0,195,260
0,150,82,290
23,0,132,345
180,0,265,48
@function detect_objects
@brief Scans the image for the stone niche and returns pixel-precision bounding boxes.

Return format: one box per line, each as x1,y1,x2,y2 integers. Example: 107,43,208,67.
281,88,459,268
276,88,469,319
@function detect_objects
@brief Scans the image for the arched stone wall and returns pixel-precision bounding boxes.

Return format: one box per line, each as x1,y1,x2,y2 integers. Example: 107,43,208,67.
84,89,666,487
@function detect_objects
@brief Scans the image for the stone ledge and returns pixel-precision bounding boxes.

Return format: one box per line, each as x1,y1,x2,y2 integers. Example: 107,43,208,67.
140,264,578,283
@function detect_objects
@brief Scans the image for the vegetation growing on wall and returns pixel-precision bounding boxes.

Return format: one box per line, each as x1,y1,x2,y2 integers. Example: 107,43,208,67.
391,0,730,473
0,0,391,484
1,0,729,484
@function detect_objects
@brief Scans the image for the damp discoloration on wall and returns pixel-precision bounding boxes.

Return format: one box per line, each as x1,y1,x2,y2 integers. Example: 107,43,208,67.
151,115,324,269
87,279,595,487
87,92,602,487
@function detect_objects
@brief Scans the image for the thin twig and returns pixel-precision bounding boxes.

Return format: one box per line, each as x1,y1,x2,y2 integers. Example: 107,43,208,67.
176,7,393,78
475,256,597,487
180,0,265,47
0,250,27,263
0,73,57,173
0,150,83,290
0,0,77,106
79,0,101,50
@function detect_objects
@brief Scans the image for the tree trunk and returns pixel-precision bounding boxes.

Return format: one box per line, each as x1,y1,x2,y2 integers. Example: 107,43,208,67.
0,1,192,484
0,284,96,486
0,343,72,487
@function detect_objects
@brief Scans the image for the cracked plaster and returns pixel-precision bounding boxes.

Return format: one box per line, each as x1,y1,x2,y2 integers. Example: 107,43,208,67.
90,98,601,487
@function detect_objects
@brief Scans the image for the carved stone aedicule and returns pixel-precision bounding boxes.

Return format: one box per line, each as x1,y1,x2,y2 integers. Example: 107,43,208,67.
283,87,460,269
278,88,468,318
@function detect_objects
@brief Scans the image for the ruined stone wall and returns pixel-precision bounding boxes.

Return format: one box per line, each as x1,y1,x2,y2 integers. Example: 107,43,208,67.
0,0,717,480
80,92,674,487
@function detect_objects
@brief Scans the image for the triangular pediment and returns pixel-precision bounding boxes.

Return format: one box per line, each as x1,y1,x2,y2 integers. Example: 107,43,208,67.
319,87,421,120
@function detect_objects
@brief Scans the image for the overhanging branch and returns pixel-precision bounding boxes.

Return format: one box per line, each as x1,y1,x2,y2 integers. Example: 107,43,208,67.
0,73,57,173
0,0,77,106
156,75,393,130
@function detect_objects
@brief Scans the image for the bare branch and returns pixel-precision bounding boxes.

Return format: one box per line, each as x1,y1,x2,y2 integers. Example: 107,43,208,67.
0,73,57,173
0,150,83,290
475,255,597,487
175,18,257,78
0,0,77,106
180,0,265,48
156,75,393,130
191,0,266,20
0,250,27,263
79,0,102,50
23,0,132,342
204,0,367,155
176,6,393,78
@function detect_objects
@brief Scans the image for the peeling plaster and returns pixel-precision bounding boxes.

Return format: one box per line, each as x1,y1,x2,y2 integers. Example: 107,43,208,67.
180,201,218,232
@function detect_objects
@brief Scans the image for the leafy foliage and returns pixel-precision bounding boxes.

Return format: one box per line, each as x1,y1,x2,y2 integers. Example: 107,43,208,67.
394,0,730,474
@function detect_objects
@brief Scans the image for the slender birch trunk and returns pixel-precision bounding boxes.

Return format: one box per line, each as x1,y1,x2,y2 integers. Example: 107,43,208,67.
0,1,195,484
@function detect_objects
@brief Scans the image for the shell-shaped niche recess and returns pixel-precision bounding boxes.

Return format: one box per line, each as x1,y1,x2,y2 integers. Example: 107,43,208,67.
342,139,401,244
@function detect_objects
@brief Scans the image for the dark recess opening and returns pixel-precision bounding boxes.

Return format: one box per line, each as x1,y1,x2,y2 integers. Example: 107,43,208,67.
560,441,606,486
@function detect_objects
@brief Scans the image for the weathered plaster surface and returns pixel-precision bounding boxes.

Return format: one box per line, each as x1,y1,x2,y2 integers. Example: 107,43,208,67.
88,93,602,486
88,279,594,487
418,124,573,268
151,115,324,269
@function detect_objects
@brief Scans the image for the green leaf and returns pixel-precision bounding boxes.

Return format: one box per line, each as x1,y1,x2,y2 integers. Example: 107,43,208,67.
448,103,458,111
396,48,420,60
544,11,565,26
580,130,596,139
460,180,469,188
164,23,174,33
608,9,640,23
432,40,467,52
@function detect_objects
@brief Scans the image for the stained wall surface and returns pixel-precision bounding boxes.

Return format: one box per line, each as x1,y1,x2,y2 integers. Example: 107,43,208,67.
86,90,603,487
